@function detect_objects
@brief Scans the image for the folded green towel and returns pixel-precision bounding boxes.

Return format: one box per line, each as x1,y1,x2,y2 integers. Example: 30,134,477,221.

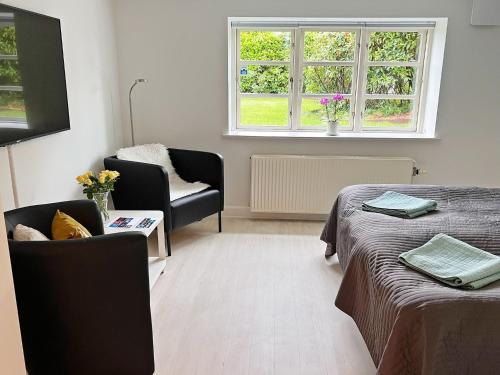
362,191,437,218
399,234,500,289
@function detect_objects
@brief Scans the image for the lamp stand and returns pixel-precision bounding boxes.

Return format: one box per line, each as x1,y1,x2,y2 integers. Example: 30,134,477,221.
128,78,147,146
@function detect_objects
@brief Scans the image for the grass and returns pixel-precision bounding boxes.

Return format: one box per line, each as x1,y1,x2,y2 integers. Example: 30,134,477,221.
241,97,288,126
0,108,26,119
240,97,412,128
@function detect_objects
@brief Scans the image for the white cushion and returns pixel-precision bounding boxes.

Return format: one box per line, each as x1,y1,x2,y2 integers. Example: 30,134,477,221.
13,224,49,241
116,144,210,201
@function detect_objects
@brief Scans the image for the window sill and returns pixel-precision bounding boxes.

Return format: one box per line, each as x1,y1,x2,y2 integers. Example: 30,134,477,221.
223,130,438,140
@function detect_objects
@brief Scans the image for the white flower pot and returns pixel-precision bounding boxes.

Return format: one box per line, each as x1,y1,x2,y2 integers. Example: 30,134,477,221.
326,120,338,136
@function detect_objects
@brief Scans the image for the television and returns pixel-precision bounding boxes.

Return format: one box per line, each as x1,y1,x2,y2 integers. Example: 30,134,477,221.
0,3,69,147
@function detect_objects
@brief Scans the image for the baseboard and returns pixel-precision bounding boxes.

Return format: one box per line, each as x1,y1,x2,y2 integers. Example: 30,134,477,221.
222,205,328,221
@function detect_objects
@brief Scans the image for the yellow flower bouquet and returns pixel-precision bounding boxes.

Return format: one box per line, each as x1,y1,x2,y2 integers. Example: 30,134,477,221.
76,170,120,221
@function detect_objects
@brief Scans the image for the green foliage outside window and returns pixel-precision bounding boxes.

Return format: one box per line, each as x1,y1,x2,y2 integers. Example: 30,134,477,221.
0,25,17,55
239,31,290,94
240,65,289,94
368,32,420,62
240,31,291,61
239,30,420,126
304,31,355,61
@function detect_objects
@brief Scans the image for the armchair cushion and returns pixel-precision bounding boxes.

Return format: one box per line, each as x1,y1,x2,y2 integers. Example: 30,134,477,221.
170,189,220,229
13,224,49,241
52,210,92,240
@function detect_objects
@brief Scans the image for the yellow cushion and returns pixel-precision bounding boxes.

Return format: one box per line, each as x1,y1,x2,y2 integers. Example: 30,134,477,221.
52,210,92,240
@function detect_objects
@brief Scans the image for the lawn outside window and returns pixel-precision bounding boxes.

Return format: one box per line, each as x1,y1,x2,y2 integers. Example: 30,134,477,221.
228,18,448,138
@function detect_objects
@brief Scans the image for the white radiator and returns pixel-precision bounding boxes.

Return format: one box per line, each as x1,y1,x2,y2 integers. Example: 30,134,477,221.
250,155,415,214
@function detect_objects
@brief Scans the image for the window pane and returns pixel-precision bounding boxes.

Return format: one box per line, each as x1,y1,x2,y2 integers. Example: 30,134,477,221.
0,25,18,56
304,31,355,61
301,97,350,127
240,96,288,127
368,32,421,62
302,66,353,94
0,60,21,86
363,99,414,128
240,31,291,61
240,65,289,94
366,66,417,95
0,91,26,120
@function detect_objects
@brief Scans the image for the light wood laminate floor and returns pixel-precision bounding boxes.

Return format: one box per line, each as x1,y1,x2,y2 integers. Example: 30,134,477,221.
150,218,376,375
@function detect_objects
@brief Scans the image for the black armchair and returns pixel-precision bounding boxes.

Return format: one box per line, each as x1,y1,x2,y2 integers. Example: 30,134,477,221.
104,148,224,256
4,200,155,375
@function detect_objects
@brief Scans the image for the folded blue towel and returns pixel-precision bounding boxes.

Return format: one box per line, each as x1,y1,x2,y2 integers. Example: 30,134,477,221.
362,191,437,218
399,234,500,289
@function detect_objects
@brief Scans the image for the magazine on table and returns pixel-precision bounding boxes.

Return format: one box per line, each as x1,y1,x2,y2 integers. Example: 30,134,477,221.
107,216,157,229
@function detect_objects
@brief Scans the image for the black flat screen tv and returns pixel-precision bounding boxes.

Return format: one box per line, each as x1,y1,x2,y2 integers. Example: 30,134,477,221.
0,3,69,147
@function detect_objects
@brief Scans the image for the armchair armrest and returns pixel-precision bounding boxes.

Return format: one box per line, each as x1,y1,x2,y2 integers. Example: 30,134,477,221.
168,148,224,207
9,232,155,375
104,156,171,212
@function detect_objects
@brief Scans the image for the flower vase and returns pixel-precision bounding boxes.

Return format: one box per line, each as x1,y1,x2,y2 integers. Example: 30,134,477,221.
326,120,338,136
92,192,110,223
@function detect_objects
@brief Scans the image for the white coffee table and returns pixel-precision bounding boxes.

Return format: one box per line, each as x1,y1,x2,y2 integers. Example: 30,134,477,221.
104,210,166,289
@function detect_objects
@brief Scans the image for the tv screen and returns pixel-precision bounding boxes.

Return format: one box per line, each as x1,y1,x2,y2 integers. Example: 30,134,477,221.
0,4,69,147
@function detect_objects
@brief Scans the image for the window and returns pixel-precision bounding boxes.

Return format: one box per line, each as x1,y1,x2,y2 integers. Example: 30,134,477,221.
228,18,447,137
238,30,292,128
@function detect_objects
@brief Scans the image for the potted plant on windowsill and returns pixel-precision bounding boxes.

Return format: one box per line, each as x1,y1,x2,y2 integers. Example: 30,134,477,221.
76,170,120,222
320,93,345,136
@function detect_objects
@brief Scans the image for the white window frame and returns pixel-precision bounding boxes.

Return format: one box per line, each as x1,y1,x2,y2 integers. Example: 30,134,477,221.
228,18,448,138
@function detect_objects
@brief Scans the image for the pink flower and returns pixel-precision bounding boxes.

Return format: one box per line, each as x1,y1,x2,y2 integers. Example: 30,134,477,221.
332,93,345,101
320,97,329,106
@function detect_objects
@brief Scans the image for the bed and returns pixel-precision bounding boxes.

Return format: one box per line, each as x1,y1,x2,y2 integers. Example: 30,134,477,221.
321,184,500,375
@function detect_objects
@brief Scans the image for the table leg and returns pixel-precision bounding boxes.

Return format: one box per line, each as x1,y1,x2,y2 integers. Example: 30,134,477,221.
156,218,166,260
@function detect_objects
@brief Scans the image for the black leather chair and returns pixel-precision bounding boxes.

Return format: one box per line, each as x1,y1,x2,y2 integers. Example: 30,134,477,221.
4,200,155,375
104,148,224,256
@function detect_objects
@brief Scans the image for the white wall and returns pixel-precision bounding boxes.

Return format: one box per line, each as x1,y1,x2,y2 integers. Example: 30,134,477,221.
0,197,25,374
112,0,500,210
0,0,123,211
0,148,14,210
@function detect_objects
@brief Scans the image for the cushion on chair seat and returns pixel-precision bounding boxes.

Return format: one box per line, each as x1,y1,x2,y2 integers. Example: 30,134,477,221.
170,189,220,230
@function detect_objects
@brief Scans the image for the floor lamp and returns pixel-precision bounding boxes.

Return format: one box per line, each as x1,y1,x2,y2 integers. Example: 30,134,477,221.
128,78,147,146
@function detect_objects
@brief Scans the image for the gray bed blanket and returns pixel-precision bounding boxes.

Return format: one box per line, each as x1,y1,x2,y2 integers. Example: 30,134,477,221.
320,184,500,375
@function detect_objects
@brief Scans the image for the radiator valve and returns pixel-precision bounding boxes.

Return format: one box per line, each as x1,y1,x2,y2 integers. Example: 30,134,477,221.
413,167,427,176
